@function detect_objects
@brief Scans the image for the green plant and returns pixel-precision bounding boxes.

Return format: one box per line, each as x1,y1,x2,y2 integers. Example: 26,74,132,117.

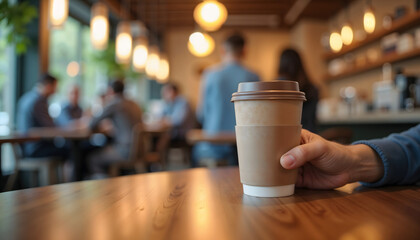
92,41,144,80
0,1,37,54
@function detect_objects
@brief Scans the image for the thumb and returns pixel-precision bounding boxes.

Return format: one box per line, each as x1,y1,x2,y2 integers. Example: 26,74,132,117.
280,140,327,169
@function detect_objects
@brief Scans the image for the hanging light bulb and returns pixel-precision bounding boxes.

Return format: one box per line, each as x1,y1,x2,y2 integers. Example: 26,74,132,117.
90,2,109,50
132,38,149,72
341,23,353,46
156,54,170,83
48,0,69,28
146,46,160,78
363,7,376,34
194,0,228,32
115,22,133,64
188,32,215,57
329,31,343,52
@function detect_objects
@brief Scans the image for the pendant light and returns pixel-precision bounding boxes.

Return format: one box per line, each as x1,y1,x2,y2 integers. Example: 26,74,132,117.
188,32,215,57
115,21,133,64
341,23,353,46
132,37,149,72
363,1,376,34
146,46,160,78
48,0,69,28
340,5,353,46
329,31,343,52
156,54,170,83
90,2,109,50
194,0,228,32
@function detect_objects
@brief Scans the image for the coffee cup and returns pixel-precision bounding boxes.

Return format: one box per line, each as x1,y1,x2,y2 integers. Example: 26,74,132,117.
231,81,306,197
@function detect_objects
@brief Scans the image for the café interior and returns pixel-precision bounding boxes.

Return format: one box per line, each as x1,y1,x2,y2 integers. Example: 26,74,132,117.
0,0,419,239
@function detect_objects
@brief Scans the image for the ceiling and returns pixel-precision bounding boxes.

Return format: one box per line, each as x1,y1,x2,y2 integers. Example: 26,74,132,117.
103,0,353,31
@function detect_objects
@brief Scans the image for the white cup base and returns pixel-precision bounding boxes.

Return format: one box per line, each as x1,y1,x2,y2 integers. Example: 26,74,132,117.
243,184,295,197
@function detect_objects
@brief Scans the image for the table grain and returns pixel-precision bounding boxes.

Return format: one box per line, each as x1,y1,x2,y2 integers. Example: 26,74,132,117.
0,167,419,240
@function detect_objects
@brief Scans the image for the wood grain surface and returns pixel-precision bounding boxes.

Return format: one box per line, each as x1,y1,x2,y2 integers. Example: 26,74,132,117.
0,167,419,240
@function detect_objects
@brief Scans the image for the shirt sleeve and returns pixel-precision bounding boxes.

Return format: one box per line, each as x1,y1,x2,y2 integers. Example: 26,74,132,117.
353,124,420,187
167,99,189,127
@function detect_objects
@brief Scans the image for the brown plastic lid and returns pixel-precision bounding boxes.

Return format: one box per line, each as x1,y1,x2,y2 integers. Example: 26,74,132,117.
231,81,306,102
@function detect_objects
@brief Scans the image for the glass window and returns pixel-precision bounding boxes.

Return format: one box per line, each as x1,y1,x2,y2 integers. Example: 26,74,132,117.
49,16,107,116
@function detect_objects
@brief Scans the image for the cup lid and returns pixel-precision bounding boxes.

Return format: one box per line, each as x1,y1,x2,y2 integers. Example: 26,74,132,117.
231,81,306,102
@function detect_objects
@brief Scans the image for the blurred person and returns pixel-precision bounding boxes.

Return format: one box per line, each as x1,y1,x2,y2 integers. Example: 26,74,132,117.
279,124,420,189
277,48,319,132
17,73,68,158
88,80,143,177
160,83,195,141
194,32,260,166
55,85,83,127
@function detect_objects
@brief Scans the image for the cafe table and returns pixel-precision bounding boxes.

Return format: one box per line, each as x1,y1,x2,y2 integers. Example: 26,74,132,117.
0,167,419,240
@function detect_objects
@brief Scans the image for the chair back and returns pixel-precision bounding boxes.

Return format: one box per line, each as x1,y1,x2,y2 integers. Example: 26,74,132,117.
128,123,145,163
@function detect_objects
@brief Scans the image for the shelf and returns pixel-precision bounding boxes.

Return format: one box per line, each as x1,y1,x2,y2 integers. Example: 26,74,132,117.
318,110,420,124
323,10,420,61
325,47,420,82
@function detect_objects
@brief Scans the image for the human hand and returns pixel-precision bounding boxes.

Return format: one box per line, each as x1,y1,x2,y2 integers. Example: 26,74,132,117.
280,129,384,190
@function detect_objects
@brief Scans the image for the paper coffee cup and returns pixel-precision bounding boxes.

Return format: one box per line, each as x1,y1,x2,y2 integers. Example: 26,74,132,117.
231,81,306,198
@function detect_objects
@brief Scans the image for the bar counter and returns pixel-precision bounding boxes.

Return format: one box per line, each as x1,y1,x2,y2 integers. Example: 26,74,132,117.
0,167,419,240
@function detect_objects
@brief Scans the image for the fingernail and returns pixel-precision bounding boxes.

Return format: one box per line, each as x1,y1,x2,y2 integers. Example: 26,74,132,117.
280,154,295,168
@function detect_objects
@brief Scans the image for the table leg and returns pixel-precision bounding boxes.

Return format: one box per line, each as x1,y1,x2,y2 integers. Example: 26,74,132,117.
70,139,83,181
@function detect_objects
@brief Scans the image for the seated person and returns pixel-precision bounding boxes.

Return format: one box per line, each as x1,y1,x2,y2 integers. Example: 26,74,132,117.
280,124,420,189
55,85,83,127
88,80,143,177
17,74,68,158
160,83,196,142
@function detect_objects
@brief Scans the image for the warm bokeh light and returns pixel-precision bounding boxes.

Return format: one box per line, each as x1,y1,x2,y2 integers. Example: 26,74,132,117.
194,0,228,32
363,8,376,34
329,32,343,52
132,38,149,72
156,55,170,83
341,24,353,46
146,47,160,78
115,22,132,64
49,0,69,28
90,2,109,50
66,61,80,77
188,32,215,57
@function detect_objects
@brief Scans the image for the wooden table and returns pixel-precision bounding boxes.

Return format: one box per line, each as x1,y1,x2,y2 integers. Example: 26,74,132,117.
186,129,236,145
1,167,419,240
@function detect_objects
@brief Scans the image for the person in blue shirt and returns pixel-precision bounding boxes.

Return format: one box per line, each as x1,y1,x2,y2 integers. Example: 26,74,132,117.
279,124,420,189
56,85,83,127
17,74,68,158
160,83,195,141
194,32,260,166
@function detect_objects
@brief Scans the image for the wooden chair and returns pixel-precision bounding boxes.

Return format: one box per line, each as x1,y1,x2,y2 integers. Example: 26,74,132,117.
5,144,64,191
108,123,147,177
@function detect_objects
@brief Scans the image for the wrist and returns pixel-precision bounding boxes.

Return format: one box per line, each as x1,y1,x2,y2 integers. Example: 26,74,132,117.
348,144,384,183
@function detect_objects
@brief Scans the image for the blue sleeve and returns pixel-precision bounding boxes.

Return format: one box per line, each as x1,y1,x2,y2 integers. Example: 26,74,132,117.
168,99,188,127
353,124,420,187
197,72,211,124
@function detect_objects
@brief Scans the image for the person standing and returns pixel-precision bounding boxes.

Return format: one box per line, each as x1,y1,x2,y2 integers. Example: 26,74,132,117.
194,32,260,166
277,48,319,132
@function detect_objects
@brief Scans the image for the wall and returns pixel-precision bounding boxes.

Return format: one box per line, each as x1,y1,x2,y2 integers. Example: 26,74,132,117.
165,28,291,109
290,19,329,98
326,0,420,101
